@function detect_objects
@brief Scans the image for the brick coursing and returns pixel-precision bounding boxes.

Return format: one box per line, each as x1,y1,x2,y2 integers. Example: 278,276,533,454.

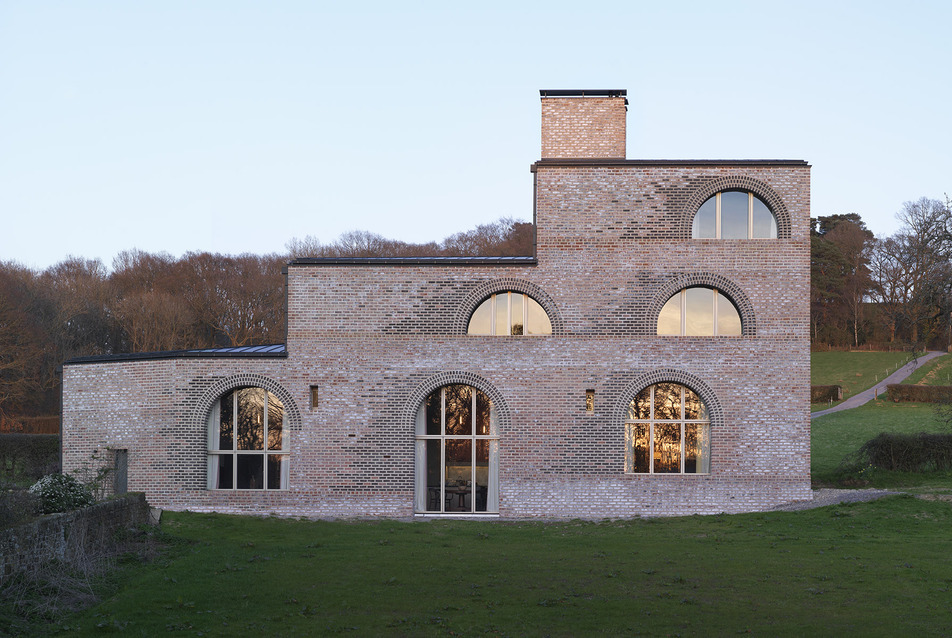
61,92,812,518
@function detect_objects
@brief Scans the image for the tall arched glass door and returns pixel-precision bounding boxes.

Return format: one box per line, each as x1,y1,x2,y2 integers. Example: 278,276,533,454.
414,385,499,513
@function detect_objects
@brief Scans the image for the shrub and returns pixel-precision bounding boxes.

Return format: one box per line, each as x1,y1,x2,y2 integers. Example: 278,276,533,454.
0,434,60,485
811,385,842,403
844,432,952,473
28,473,95,514
885,384,952,403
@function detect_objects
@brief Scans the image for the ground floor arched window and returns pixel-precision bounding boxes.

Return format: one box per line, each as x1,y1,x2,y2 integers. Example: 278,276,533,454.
625,382,710,474
207,387,289,490
414,384,498,513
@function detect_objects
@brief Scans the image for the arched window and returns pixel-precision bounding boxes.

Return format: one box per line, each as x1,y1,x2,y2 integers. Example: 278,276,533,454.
692,191,777,239
657,287,742,336
468,292,552,335
625,383,710,474
207,387,288,490
414,385,498,513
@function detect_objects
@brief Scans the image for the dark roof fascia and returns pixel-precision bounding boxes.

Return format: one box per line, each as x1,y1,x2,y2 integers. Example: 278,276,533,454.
64,347,288,366
289,256,537,267
540,89,627,97
531,158,811,172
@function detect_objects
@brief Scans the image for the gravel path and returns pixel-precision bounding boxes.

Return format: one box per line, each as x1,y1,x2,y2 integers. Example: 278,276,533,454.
771,488,903,511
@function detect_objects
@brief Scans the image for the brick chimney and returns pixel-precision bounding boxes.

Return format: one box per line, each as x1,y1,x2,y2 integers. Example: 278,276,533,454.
540,89,627,159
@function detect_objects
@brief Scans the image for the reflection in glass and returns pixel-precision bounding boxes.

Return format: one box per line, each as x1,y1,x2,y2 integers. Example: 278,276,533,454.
527,298,552,335
625,383,710,474
691,191,778,239
692,196,717,238
751,197,777,238
468,292,553,336
510,293,524,335
468,299,492,335
720,191,749,239
717,292,742,336
657,295,681,335
684,287,715,336
657,287,742,336
208,387,289,491
654,423,682,473
416,385,497,513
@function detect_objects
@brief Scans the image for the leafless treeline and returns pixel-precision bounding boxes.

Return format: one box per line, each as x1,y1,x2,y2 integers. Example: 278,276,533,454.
0,218,532,418
812,196,952,349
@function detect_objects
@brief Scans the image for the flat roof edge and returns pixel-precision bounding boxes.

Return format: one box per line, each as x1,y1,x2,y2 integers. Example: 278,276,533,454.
289,256,538,267
64,347,288,366
531,158,811,170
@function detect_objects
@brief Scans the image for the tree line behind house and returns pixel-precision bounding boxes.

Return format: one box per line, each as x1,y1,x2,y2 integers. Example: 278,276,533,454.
811,196,952,350
0,218,532,422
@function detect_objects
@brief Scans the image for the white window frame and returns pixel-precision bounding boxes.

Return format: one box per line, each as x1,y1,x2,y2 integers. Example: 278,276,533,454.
467,292,552,336
657,287,742,336
692,191,778,239
624,384,711,475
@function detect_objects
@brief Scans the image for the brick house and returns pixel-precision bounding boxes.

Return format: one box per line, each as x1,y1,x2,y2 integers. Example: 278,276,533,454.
61,90,812,518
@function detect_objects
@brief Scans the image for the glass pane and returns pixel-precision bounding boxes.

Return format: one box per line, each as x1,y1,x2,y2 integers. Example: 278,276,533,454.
445,439,472,512
684,424,709,474
720,191,749,239
716,292,742,336
215,455,233,489
654,383,681,420
474,440,489,512
683,388,709,421
236,388,265,450
219,392,234,451
475,390,492,435
684,287,714,336
468,298,493,335
494,293,509,336
629,388,652,420
692,196,716,238
526,297,552,335
267,393,285,451
444,385,473,435
425,390,442,435
626,423,650,473
267,454,287,489
657,293,681,335
654,423,682,473
426,440,442,512
237,454,264,489
751,197,777,238
510,293,524,335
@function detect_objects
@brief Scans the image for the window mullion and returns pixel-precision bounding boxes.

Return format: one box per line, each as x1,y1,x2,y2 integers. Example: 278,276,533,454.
715,192,721,239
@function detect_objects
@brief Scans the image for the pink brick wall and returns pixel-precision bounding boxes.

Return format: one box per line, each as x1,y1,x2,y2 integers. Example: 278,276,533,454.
61,95,812,519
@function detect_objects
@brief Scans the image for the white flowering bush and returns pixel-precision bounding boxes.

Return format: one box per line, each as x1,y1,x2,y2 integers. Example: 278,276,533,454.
28,473,95,514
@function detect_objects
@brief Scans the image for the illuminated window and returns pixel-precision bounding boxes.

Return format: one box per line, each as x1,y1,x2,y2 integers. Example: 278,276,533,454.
207,387,288,490
692,191,777,239
468,292,552,335
414,385,498,513
657,287,742,336
625,383,710,474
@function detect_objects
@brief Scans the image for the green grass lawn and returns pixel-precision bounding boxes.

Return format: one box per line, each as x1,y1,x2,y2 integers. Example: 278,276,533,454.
810,351,915,411
49,500,952,637
903,353,952,386
811,399,952,493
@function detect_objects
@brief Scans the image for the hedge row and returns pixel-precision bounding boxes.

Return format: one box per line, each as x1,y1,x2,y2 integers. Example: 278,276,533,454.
811,385,843,403
856,432,952,472
885,385,952,403
0,434,60,485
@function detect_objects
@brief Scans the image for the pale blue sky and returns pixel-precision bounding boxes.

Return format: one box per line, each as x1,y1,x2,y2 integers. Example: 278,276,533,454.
2,1,950,270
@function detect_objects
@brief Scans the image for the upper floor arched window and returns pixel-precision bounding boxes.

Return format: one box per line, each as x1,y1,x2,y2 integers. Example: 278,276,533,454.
692,190,777,239
468,291,552,336
657,287,742,336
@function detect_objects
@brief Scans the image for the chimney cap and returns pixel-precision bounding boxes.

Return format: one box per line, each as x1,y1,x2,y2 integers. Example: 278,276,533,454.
540,89,627,100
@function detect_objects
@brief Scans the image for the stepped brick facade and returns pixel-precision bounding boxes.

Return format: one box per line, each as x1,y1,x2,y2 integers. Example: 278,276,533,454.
62,90,812,518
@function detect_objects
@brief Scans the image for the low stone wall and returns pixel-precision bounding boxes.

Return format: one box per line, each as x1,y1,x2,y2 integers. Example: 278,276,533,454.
0,493,150,588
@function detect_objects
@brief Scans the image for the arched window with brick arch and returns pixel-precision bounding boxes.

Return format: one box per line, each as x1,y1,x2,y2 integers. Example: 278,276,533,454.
692,190,778,239
657,286,743,336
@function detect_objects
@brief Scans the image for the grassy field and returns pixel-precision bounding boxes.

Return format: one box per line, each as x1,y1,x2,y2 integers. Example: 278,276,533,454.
903,353,952,386
47,499,952,637
6,351,952,636
810,351,916,411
